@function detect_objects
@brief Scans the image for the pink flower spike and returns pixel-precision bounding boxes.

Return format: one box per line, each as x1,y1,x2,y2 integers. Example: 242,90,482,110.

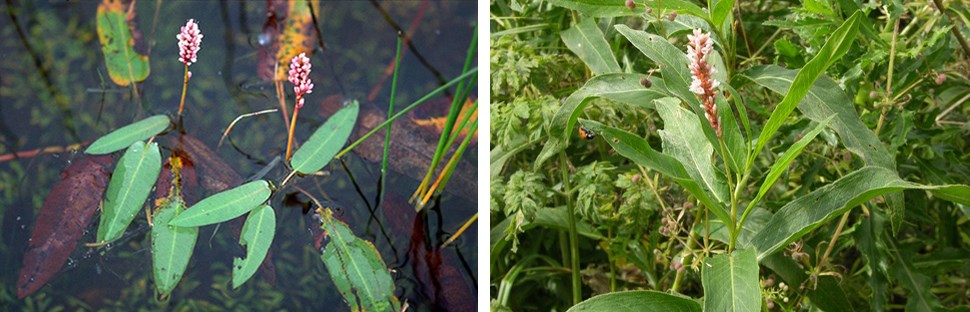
177,19,203,66
288,52,314,108
686,29,721,137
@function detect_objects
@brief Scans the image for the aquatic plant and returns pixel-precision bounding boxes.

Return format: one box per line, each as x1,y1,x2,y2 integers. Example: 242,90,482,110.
491,0,970,310
15,2,478,309
176,18,202,117
285,52,313,161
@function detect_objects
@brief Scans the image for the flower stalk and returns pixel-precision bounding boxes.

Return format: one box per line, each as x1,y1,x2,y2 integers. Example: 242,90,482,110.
176,19,202,118
285,53,314,161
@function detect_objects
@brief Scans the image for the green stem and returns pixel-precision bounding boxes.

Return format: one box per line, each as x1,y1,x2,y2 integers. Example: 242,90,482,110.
334,68,477,159
177,65,188,117
379,34,404,205
560,152,581,305
719,138,738,252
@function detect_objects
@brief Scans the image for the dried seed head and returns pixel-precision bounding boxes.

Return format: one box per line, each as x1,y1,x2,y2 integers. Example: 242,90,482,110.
640,77,652,88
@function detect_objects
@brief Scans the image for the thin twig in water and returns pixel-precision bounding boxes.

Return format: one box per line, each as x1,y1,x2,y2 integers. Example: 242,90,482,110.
441,213,477,248
218,108,278,148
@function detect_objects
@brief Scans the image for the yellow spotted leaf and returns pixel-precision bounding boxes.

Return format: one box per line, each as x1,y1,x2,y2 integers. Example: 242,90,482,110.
96,0,150,86
274,0,320,81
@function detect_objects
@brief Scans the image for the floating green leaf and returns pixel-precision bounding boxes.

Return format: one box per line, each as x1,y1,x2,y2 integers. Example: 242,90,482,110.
747,166,970,260
232,204,275,289
85,115,170,155
169,180,271,227
96,0,150,86
567,290,701,312
318,208,400,312
702,248,761,312
291,100,359,174
97,141,161,243
535,74,668,167
561,19,621,75
151,197,197,296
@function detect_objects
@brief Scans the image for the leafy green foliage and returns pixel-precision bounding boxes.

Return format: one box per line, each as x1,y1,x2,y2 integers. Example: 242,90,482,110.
232,204,276,289
151,197,197,296
561,19,621,75
567,291,701,312
97,141,162,243
748,166,970,260
290,100,359,174
491,0,970,310
169,180,271,227
318,208,400,312
85,115,170,155
702,248,760,312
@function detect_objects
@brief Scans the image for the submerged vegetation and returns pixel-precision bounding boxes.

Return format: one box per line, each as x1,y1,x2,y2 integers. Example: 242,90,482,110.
491,0,970,311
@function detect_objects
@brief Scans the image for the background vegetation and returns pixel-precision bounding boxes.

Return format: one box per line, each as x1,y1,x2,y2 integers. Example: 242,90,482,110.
490,0,970,311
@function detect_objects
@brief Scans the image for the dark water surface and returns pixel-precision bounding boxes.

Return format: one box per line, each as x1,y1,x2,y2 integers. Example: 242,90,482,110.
0,1,477,310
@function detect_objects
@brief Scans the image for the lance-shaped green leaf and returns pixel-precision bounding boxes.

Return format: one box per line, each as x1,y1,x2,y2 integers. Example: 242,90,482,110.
232,204,275,289
710,0,735,32
96,0,150,86
740,64,904,233
741,116,833,224
535,74,668,168
545,0,645,17
641,0,708,19
151,197,197,296
747,166,970,260
893,252,943,312
291,100,359,174
97,141,161,243
749,11,861,165
655,98,730,206
86,115,170,155
580,119,732,230
169,180,271,227
615,25,699,112
318,208,400,312
567,290,701,312
702,248,761,312
561,19,621,75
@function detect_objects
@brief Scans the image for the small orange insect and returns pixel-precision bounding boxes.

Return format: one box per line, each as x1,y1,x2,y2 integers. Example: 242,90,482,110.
578,125,596,140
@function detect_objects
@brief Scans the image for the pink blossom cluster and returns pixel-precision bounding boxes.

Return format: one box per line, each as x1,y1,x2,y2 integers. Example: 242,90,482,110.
288,53,314,108
686,29,721,137
177,19,203,66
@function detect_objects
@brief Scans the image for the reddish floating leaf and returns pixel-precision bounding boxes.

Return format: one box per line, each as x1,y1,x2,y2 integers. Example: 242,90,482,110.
17,154,114,298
